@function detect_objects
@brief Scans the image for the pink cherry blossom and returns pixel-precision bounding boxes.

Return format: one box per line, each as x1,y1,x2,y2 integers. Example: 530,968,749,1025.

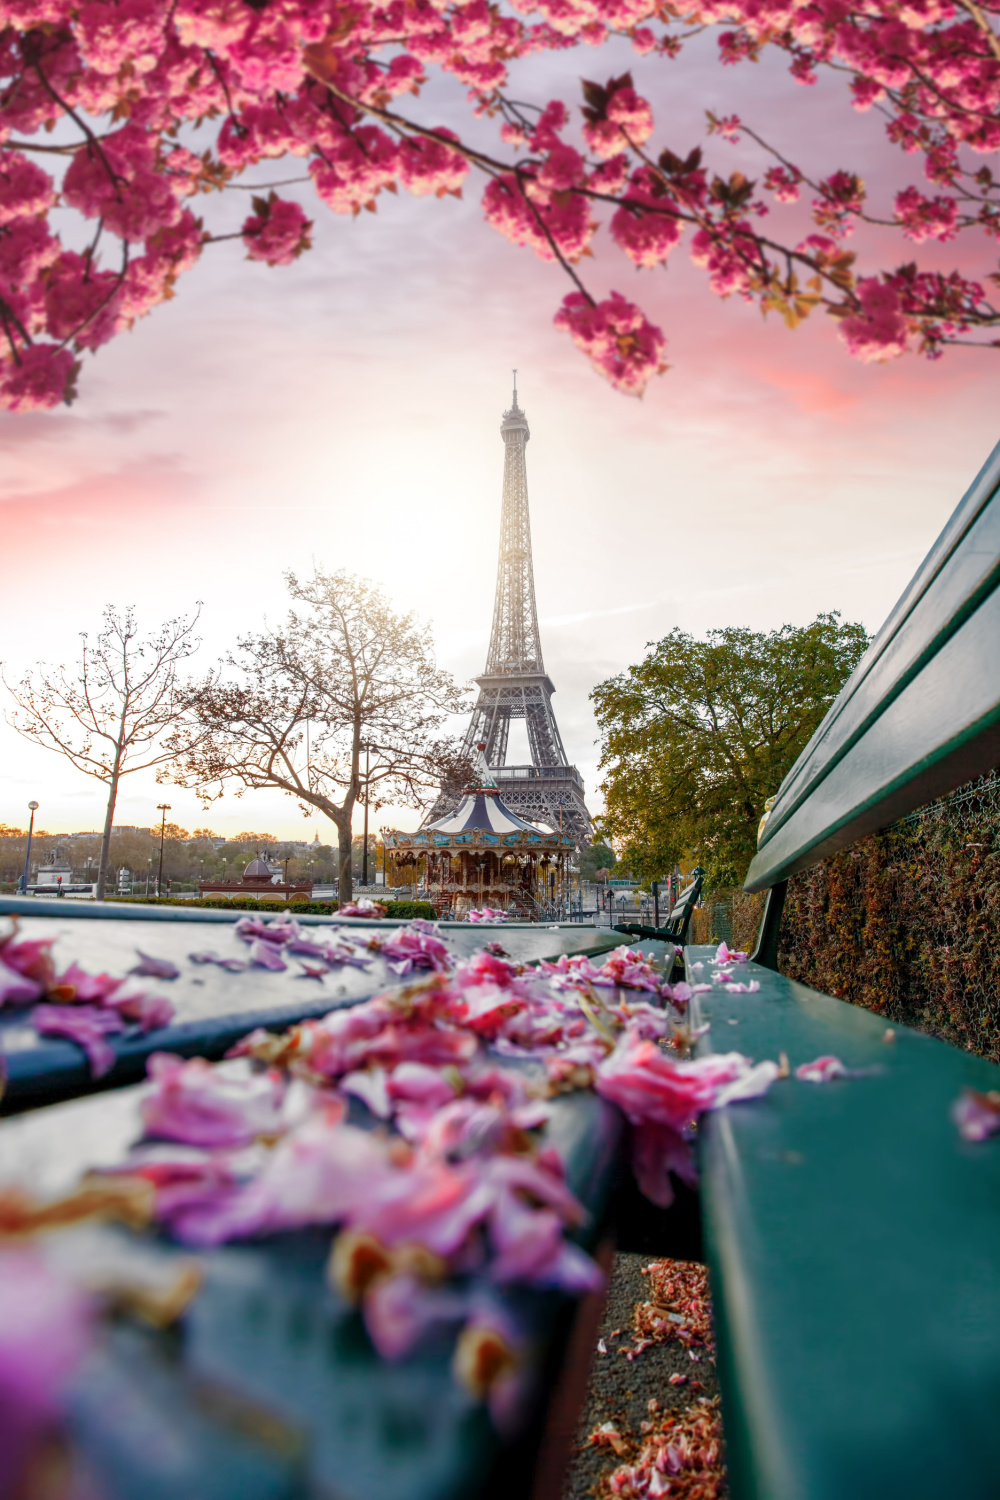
839,276,909,361
554,291,667,396
895,186,959,242
398,130,469,196
241,194,312,265
764,164,801,202
0,151,55,223
0,346,78,413
0,0,996,408
610,169,684,268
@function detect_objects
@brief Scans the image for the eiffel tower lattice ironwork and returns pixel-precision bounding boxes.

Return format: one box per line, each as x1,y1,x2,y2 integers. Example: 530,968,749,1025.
432,377,591,845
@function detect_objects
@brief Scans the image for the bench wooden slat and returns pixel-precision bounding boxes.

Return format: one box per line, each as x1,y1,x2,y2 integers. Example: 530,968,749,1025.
686,943,1000,1498
746,442,1000,891
0,900,622,1111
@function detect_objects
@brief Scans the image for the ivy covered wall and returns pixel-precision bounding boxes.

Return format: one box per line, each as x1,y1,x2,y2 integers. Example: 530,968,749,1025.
777,774,1000,1062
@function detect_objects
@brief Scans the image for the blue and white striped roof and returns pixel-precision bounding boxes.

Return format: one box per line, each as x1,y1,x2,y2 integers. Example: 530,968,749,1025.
426,747,540,835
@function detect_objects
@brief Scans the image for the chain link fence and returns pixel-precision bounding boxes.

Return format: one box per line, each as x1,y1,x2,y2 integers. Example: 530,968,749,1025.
777,769,1000,1061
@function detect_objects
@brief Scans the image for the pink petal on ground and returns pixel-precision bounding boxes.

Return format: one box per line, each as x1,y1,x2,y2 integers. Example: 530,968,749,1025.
713,1059,780,1105
630,1119,697,1208
0,936,54,982
189,950,248,971
249,940,287,971
141,1053,288,1148
131,952,180,980
105,983,174,1031
32,1003,124,1077
341,1068,392,1118
795,1055,850,1084
387,1061,460,1110
0,1249,94,1496
51,962,124,1003
362,1272,466,1360
952,1088,1000,1141
0,958,43,1005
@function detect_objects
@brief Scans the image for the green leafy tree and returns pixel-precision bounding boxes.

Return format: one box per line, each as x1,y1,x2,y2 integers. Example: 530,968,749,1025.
579,842,617,882
592,613,869,887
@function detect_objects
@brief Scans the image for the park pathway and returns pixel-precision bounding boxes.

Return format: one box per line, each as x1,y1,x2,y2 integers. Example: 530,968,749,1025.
562,1254,728,1500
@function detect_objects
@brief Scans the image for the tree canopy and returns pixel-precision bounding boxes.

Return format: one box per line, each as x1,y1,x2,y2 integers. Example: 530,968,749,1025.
592,612,869,886
169,568,468,900
1,0,998,411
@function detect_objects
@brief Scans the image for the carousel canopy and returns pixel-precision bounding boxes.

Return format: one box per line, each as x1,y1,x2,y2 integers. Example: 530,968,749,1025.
426,746,540,836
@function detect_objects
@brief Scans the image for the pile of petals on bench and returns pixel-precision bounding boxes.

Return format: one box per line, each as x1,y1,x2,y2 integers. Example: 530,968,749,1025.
0,918,787,1444
0,920,178,1075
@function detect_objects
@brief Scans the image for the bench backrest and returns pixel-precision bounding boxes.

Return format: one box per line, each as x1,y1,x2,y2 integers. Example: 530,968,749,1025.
746,437,1000,894
664,868,704,940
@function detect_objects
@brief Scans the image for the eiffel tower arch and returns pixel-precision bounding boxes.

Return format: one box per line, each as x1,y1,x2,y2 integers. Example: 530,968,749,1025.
430,379,592,846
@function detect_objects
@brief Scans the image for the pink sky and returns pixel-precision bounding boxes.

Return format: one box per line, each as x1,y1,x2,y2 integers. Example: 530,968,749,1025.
1,35,998,842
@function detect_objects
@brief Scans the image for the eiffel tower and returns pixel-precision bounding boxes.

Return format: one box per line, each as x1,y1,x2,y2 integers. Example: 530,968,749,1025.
432,377,591,845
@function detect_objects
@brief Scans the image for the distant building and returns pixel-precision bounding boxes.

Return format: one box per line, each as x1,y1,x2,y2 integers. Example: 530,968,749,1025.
198,852,312,904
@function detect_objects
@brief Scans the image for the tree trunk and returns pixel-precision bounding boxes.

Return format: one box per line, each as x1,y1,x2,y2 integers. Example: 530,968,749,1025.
324,803,354,905
95,766,121,902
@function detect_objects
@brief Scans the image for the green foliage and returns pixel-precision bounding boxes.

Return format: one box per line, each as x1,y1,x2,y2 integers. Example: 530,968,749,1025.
592,612,869,886
579,842,617,881
381,900,437,920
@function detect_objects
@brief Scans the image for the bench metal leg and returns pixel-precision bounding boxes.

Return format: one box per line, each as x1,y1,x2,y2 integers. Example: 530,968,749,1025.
751,880,787,971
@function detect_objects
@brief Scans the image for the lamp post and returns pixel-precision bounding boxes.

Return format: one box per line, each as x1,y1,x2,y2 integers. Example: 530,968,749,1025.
156,804,171,897
19,801,38,895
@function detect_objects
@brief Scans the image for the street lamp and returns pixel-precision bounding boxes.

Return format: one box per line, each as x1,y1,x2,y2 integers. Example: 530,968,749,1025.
156,804,171,897
19,801,38,895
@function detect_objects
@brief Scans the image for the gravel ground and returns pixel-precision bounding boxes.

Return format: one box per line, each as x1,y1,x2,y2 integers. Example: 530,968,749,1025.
561,1253,727,1500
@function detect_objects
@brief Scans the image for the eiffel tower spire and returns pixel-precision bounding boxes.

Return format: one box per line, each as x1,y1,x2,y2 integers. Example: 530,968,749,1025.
445,381,591,845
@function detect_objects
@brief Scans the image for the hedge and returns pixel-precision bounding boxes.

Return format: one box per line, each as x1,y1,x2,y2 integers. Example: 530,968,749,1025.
108,896,438,921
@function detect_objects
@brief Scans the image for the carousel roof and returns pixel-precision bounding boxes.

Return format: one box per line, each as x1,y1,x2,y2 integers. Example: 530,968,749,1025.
425,746,540,836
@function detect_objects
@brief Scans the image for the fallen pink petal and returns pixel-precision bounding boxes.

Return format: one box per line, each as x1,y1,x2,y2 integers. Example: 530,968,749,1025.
795,1056,850,1084
952,1088,1000,1141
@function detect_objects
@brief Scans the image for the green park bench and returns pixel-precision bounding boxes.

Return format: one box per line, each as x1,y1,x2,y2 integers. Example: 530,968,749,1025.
688,435,1000,1498
613,867,705,949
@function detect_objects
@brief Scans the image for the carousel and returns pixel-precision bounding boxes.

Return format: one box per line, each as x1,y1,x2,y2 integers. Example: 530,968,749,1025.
382,748,575,920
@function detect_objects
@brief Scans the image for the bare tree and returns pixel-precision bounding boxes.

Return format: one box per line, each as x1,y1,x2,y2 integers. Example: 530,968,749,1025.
3,606,202,901
169,569,470,901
